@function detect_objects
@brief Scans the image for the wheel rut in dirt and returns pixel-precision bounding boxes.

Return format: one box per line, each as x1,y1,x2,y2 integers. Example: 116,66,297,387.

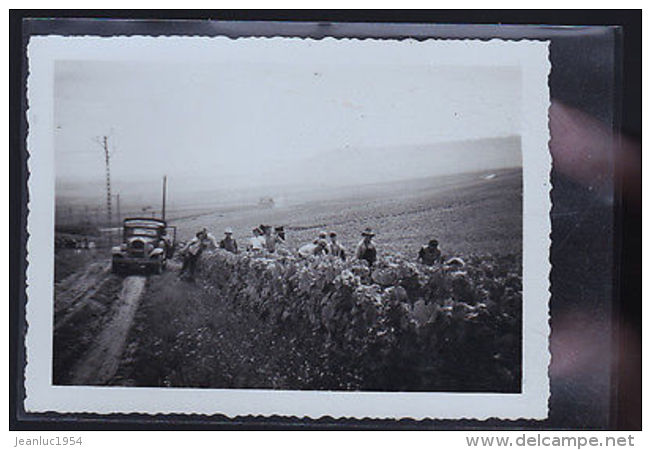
70,275,147,385
54,261,111,325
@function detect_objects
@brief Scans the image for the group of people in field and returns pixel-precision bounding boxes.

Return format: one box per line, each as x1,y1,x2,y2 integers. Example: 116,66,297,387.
245,224,285,253
297,230,347,261
179,224,445,281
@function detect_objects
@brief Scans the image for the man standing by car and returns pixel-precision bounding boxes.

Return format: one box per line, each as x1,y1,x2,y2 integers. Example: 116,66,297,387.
180,228,218,281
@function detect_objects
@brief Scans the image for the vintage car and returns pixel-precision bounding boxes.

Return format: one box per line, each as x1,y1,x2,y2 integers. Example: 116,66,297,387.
111,218,176,274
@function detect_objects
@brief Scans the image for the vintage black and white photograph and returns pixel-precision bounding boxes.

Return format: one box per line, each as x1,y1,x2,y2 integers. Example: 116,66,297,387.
25,36,551,419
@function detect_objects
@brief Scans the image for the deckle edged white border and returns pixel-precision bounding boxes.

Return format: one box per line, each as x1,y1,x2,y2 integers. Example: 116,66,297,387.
24,35,551,420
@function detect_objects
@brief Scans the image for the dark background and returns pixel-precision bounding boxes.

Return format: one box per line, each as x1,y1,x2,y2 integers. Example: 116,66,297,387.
9,10,641,430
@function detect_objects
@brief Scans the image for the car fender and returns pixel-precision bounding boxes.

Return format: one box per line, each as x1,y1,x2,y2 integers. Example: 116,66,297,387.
150,247,165,258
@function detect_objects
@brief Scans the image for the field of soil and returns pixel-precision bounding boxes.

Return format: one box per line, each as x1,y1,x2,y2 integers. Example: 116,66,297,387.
53,168,522,390
168,168,522,258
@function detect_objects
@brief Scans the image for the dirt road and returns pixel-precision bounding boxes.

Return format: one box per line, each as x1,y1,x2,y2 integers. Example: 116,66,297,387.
54,260,111,325
53,252,151,385
68,275,147,385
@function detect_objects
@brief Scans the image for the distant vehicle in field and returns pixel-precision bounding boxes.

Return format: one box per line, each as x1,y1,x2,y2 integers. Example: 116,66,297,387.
258,196,275,208
111,218,176,274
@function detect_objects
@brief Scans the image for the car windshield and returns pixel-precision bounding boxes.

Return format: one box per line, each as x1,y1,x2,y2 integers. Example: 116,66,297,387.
126,227,159,237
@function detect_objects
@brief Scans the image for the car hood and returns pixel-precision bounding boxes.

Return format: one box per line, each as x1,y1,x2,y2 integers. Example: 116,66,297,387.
127,236,157,243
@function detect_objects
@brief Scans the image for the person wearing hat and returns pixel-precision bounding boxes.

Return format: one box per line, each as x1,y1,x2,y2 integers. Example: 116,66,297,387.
219,227,239,254
355,228,377,266
328,231,346,261
199,228,219,249
180,228,218,281
418,238,442,266
183,228,218,255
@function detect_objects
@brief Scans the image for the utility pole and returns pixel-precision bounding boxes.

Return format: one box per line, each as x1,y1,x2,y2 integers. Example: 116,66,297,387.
102,136,112,227
161,175,167,221
116,193,121,226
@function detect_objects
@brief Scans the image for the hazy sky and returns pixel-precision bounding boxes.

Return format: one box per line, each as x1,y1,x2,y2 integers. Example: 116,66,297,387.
54,59,521,193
